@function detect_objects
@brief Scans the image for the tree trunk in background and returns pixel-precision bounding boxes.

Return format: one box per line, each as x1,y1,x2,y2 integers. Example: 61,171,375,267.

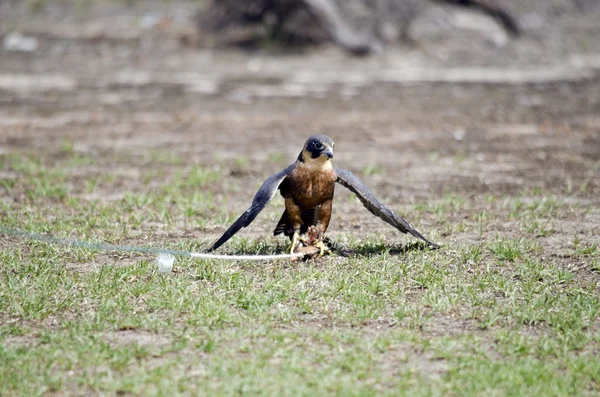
196,0,520,55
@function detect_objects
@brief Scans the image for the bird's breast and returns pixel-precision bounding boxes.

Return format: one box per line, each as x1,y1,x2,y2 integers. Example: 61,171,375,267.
289,165,336,208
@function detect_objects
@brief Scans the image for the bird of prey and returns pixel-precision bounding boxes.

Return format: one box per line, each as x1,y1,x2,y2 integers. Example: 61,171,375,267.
206,135,439,254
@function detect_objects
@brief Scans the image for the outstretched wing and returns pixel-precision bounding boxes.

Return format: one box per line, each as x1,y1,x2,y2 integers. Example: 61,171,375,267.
335,168,439,249
206,164,296,252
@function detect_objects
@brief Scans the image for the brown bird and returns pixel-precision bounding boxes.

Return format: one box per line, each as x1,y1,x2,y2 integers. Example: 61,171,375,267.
206,134,439,254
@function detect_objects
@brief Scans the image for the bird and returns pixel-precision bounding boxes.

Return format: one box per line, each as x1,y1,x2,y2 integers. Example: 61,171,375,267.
206,134,439,254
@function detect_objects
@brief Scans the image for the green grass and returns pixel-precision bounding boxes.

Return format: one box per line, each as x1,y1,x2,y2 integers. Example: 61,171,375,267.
1,150,599,396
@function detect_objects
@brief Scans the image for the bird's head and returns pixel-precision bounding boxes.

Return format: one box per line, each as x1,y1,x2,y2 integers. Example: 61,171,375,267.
300,134,334,164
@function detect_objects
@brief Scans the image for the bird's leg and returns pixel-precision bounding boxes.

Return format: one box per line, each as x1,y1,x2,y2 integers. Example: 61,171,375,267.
289,231,310,254
290,231,300,254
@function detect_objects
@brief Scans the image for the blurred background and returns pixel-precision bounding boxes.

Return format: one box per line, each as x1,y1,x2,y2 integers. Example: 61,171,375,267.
1,0,599,231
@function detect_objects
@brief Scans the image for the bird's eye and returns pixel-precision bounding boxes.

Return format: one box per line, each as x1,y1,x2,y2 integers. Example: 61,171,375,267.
314,142,324,150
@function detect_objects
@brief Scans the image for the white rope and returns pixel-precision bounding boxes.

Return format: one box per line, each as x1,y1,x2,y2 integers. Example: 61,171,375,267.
1,226,308,261
190,252,306,260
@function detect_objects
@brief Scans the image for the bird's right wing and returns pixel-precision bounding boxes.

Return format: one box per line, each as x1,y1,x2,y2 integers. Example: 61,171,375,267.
206,164,296,252
335,167,439,249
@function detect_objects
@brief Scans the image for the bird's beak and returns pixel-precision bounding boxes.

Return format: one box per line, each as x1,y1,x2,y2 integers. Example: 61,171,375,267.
323,148,334,159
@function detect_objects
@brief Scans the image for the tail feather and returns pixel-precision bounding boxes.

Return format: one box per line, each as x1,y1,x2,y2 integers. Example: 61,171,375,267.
273,208,320,238
273,211,289,236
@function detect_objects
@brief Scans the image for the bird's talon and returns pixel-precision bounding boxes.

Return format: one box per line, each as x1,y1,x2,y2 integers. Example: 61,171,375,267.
315,241,331,257
290,232,307,254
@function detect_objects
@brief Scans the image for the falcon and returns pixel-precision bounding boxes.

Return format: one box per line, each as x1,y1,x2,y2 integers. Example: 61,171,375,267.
206,135,439,254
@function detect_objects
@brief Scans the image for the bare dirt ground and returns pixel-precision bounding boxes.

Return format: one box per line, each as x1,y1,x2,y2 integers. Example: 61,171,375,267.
0,0,599,394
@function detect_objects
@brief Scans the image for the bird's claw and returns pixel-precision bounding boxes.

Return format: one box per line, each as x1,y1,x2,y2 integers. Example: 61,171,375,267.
289,232,310,254
314,240,331,257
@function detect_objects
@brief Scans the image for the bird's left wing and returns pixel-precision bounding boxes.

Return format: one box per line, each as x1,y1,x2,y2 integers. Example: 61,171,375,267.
335,168,439,249
206,164,295,252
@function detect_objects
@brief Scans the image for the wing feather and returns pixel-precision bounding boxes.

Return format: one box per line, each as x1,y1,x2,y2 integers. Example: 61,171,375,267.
206,164,296,252
335,168,439,249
